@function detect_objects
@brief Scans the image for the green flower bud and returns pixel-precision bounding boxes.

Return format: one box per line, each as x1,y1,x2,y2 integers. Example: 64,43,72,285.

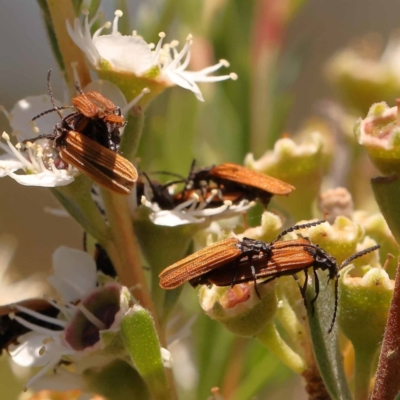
339,264,394,398
305,216,364,264
325,35,400,114
355,101,400,175
199,282,277,337
353,211,399,276
339,265,393,349
245,132,325,219
238,211,283,243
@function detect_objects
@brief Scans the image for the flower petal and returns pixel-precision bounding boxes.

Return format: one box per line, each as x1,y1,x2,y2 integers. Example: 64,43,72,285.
49,247,97,302
9,332,65,367
5,170,74,187
10,96,62,142
94,35,154,74
149,210,205,226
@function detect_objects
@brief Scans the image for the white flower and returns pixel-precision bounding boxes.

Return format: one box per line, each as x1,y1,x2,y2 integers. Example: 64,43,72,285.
136,182,255,226
7,246,130,391
0,95,76,187
67,10,237,101
0,81,145,188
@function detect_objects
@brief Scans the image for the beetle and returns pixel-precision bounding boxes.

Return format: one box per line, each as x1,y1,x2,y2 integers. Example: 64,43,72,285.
31,72,125,152
164,160,295,207
159,220,325,289
159,220,380,332
23,71,137,194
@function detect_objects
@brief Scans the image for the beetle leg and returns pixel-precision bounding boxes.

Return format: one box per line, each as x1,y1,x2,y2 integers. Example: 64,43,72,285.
311,268,320,305
251,265,261,299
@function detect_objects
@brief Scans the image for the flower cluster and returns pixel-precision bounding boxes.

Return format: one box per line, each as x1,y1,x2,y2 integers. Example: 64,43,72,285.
2,3,400,400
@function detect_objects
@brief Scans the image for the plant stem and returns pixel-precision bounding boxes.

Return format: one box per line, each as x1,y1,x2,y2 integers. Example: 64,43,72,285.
100,191,180,396
257,321,306,373
370,259,400,400
46,0,91,93
354,345,373,400
100,190,153,311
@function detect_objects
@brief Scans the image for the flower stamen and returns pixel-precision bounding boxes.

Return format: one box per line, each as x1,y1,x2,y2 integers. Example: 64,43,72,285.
76,303,107,330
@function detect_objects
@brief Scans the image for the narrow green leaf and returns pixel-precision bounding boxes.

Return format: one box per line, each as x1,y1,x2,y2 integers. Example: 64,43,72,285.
121,305,172,400
306,271,352,400
371,174,400,244
51,175,109,244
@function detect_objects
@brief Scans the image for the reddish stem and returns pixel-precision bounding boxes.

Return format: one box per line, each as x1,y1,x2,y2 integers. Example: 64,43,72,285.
371,259,400,400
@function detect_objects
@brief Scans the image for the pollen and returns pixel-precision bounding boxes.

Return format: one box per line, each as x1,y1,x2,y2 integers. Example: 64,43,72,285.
159,32,166,39
220,59,230,67
38,346,46,356
230,73,238,80
192,192,200,201
115,9,123,17
30,122,40,134
2,131,10,141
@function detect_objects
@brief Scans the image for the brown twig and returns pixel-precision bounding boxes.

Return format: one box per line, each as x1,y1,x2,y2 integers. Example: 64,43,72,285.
370,258,400,400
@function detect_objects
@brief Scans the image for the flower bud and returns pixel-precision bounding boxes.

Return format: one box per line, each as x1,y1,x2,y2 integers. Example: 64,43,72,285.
238,211,283,243
245,132,325,219
353,211,399,276
318,187,353,223
199,282,277,337
305,216,364,264
339,265,393,356
355,101,400,175
325,35,400,114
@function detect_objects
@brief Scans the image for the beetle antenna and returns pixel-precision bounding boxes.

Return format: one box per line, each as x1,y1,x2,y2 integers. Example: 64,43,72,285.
328,277,339,333
273,220,326,243
75,81,84,95
46,70,63,119
339,245,380,270
31,106,74,121
32,70,72,121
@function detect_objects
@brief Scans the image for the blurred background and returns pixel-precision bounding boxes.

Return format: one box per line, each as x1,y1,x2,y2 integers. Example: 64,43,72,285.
0,0,399,398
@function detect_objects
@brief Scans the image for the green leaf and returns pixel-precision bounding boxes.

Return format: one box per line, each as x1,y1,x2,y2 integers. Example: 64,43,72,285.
371,174,400,245
51,175,109,244
121,305,172,400
306,271,352,400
